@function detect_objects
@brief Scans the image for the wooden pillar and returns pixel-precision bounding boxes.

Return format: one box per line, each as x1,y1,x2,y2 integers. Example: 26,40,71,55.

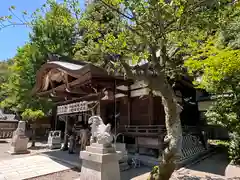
62,116,69,151
148,91,154,125
53,105,57,130
127,84,131,125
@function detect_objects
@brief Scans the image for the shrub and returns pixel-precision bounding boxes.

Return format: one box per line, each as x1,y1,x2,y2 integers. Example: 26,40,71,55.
229,132,240,165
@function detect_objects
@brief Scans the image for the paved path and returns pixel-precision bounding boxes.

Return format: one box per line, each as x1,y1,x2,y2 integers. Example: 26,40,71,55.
120,152,240,180
0,155,74,180
0,139,51,161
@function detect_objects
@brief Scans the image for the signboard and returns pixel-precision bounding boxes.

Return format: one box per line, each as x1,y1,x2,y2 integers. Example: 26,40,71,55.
57,101,97,115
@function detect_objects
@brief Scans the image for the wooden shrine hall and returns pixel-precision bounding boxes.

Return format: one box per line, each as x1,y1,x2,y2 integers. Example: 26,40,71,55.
32,55,207,162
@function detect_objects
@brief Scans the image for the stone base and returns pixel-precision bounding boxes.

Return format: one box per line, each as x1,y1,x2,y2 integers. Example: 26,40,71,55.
80,143,121,180
7,150,30,155
9,136,29,155
225,163,240,178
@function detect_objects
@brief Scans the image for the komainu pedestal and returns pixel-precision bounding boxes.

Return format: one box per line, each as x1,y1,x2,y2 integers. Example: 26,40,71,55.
80,143,121,180
79,116,121,180
8,121,29,154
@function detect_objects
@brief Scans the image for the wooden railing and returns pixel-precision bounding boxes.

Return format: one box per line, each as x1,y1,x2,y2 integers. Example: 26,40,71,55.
118,125,205,137
0,128,16,139
118,125,166,137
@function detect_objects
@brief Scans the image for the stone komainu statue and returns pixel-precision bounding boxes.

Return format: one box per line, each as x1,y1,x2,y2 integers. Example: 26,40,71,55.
88,116,113,145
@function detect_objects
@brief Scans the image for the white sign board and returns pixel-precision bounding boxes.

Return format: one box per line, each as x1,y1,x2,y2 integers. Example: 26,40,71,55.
57,101,96,115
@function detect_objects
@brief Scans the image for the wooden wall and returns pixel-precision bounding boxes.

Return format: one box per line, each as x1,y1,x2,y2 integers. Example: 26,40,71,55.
153,96,165,125
99,84,200,127
119,98,129,125
131,96,150,125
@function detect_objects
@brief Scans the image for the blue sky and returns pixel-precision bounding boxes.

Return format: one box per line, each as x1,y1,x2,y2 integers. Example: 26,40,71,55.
0,0,85,61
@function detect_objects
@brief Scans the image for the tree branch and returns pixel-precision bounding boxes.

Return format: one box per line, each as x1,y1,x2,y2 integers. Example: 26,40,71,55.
0,23,28,31
99,0,134,20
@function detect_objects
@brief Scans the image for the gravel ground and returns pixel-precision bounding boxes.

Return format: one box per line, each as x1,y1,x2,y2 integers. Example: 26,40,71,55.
25,168,81,180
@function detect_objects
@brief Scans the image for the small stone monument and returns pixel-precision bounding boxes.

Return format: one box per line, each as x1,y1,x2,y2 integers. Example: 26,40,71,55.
48,131,61,149
80,116,121,180
8,121,29,154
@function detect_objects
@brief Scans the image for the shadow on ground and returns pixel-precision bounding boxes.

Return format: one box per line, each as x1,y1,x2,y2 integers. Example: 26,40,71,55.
121,166,152,180
0,140,8,144
172,175,240,180
187,152,229,176
41,148,82,168
27,145,48,150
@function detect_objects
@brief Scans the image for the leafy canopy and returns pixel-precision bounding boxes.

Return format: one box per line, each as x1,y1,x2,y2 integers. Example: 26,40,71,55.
0,0,80,117
184,3,240,165
21,109,45,121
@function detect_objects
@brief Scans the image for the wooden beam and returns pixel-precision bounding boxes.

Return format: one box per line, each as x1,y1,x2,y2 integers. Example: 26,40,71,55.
37,73,91,96
55,92,104,106
38,91,87,99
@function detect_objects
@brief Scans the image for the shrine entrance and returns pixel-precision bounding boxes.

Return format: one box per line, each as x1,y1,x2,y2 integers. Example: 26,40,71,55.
32,55,130,153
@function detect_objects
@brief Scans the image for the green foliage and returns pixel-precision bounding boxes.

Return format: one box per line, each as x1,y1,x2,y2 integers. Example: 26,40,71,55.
0,0,238,175
229,132,240,164
29,0,78,57
205,99,240,131
0,0,80,115
74,1,123,66
0,60,12,101
185,2,240,165
209,139,230,148
186,48,240,92
77,0,228,80
148,166,160,180
21,109,45,121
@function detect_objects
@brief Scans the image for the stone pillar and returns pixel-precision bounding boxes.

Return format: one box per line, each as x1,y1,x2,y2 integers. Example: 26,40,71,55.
8,121,29,154
80,143,121,180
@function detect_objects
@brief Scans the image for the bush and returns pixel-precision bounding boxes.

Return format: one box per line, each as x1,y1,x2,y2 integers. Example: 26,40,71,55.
229,132,240,165
205,99,240,164
148,166,159,180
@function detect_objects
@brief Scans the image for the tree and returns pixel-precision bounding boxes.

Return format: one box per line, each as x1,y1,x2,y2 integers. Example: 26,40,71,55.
1,0,79,109
0,60,12,102
0,1,80,146
77,1,229,179
21,109,45,147
185,3,240,165
72,1,124,77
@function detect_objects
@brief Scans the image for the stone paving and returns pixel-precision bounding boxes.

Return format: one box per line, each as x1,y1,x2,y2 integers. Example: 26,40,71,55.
0,139,51,161
1,138,240,180
0,155,74,180
120,153,240,180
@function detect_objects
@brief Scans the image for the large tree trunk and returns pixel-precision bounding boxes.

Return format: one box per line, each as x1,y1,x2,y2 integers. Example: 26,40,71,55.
148,78,183,180
121,61,182,180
